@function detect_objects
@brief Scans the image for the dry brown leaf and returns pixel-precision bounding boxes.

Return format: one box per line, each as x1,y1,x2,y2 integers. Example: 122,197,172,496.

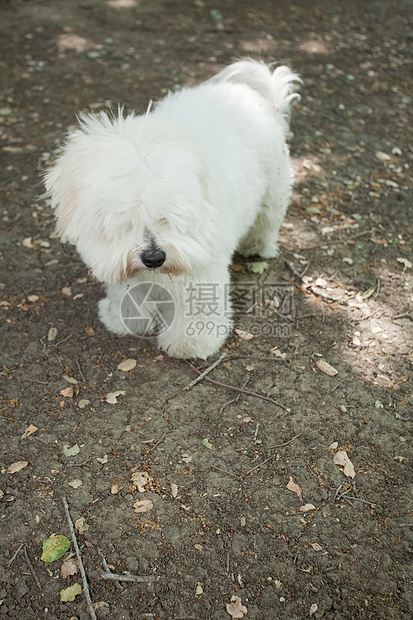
316,359,338,376
63,374,78,385
117,358,136,372
131,470,151,493
61,287,72,297
133,499,153,514
78,399,91,409
111,483,119,494
226,595,247,619
84,326,95,336
230,264,244,272
22,236,34,248
271,347,287,359
333,450,356,478
68,479,82,489
300,503,316,513
286,476,303,500
93,602,109,611
309,542,323,552
8,461,29,474
105,390,125,404
61,557,78,579
60,387,74,398
96,454,108,464
234,328,254,341
23,424,38,438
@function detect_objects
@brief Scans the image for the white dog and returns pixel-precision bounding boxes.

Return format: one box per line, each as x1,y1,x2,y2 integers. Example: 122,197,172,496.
44,59,300,359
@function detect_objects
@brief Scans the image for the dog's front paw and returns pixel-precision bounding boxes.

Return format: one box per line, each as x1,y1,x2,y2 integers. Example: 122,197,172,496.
98,297,130,336
158,327,230,360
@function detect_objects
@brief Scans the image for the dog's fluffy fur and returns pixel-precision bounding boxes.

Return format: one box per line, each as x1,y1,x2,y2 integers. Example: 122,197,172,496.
45,59,300,359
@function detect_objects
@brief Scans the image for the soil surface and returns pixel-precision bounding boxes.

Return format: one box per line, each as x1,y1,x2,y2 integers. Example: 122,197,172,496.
0,1,412,619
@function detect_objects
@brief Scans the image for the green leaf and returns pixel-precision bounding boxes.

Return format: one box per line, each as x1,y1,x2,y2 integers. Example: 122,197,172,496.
60,582,82,602
202,438,213,449
41,535,71,562
247,261,269,275
75,517,89,533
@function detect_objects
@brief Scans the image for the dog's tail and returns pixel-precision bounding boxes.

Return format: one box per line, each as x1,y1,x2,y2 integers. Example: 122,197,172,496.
207,58,301,130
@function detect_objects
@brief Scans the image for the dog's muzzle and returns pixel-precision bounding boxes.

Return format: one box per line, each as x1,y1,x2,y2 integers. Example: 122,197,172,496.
140,248,166,269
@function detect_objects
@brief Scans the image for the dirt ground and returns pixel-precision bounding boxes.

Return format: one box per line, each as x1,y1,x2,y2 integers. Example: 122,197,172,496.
0,0,412,619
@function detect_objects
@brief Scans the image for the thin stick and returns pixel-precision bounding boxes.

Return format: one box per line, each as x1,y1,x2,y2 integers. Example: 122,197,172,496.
183,351,228,391
76,358,86,382
243,433,302,478
8,543,24,566
189,365,289,412
100,571,157,583
266,433,302,451
340,495,377,507
209,465,241,480
23,545,42,590
300,229,371,251
98,548,123,591
284,260,308,281
62,497,97,620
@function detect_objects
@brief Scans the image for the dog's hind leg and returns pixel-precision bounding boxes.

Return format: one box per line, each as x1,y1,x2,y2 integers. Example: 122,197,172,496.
237,155,292,259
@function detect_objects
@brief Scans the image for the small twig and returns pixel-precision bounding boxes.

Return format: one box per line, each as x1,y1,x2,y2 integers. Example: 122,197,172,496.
23,545,42,590
100,571,158,583
8,543,24,566
336,488,351,501
355,308,380,322
149,431,170,452
392,313,413,322
76,358,86,382
134,598,158,619
62,497,97,620
341,495,377,507
218,397,239,415
266,433,302,451
343,496,356,508
53,334,73,348
188,365,289,412
66,459,92,467
284,260,309,281
300,229,371,251
243,433,302,478
334,483,344,500
183,351,228,391
98,549,123,591
253,423,260,440
209,464,241,480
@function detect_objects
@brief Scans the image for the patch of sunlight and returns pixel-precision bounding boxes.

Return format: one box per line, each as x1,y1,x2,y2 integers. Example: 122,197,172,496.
299,39,330,54
291,155,325,185
301,265,412,391
57,34,95,52
106,0,137,8
241,38,278,54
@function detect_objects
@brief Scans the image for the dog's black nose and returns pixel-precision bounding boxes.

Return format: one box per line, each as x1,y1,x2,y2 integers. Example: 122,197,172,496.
140,248,166,269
